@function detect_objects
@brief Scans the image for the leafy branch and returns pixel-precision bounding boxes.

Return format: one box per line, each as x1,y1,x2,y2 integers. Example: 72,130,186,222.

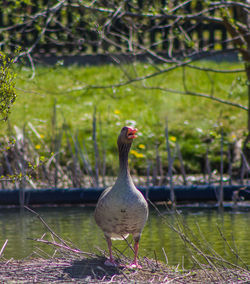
0,52,17,122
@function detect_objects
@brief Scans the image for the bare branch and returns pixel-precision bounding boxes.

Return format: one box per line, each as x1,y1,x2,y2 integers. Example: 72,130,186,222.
186,65,245,73
24,206,69,247
28,237,94,256
210,1,250,10
144,86,248,111
168,0,192,13
0,0,67,33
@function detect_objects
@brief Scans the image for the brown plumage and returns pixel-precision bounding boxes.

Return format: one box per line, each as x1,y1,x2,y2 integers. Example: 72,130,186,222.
94,126,148,268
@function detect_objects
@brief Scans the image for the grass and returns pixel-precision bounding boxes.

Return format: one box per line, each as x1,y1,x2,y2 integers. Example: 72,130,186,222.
1,60,248,174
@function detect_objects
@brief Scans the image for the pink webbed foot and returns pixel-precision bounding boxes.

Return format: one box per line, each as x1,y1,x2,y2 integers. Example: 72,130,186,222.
128,261,142,269
127,239,142,269
104,258,118,267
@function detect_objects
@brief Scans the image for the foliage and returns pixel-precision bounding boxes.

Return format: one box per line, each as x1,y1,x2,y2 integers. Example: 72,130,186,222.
0,62,247,182
0,53,17,122
0,0,249,177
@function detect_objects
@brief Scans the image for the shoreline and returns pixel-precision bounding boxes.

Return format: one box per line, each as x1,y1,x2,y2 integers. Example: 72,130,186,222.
0,185,249,206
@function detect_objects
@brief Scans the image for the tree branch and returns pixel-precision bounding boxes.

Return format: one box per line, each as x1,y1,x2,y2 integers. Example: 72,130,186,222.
143,86,248,111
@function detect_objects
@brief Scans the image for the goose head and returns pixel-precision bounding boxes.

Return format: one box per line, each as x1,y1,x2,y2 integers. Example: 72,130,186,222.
117,126,138,145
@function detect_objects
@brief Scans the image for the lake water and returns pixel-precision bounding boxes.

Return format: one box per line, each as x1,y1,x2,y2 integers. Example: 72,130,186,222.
0,205,249,268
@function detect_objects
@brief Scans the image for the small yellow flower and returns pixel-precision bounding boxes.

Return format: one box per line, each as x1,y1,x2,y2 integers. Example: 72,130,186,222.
114,110,120,115
35,144,41,150
40,156,45,162
40,134,45,139
170,136,177,142
136,153,144,158
131,150,144,158
231,134,236,140
138,144,146,149
130,150,137,156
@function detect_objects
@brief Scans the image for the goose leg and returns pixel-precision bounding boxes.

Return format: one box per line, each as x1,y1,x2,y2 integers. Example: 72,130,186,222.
129,236,142,269
104,236,118,267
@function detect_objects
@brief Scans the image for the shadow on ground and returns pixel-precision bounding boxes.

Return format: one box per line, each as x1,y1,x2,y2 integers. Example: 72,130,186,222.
63,257,124,281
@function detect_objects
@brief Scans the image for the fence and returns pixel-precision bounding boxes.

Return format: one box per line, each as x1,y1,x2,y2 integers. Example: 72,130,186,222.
0,0,240,57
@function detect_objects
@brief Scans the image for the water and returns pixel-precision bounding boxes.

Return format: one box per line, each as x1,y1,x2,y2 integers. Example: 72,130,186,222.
0,205,249,268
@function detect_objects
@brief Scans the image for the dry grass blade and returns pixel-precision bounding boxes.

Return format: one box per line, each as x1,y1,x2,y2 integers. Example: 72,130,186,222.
92,107,100,187
66,132,81,187
165,120,175,207
74,134,95,187
205,144,212,184
0,239,8,257
98,113,107,187
162,247,168,265
219,128,224,207
176,142,187,185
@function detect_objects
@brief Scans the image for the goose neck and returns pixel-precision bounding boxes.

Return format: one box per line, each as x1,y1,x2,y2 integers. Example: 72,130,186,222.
118,143,131,177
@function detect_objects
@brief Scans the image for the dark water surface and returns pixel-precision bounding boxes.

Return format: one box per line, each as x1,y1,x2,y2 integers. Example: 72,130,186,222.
0,205,249,268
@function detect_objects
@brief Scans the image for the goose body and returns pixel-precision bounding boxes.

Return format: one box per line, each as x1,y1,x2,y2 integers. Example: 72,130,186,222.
94,126,148,268
95,174,148,240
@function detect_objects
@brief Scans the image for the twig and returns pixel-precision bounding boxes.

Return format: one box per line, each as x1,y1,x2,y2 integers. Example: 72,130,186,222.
191,255,216,282
27,238,94,257
144,86,248,111
165,272,192,283
24,206,69,247
216,225,249,270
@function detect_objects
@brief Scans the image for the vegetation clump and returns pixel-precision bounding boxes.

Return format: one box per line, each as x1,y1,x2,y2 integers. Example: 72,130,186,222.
0,53,17,122
0,62,247,188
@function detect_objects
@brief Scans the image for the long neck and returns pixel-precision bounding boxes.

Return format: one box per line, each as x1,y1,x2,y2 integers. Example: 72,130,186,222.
118,142,132,178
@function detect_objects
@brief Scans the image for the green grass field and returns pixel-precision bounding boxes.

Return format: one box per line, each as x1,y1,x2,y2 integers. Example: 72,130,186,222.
2,61,248,173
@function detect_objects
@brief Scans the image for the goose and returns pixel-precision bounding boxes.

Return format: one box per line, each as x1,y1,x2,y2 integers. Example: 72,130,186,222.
94,126,148,268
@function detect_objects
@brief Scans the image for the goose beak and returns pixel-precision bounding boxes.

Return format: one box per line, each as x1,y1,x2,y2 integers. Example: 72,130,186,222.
127,127,138,139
